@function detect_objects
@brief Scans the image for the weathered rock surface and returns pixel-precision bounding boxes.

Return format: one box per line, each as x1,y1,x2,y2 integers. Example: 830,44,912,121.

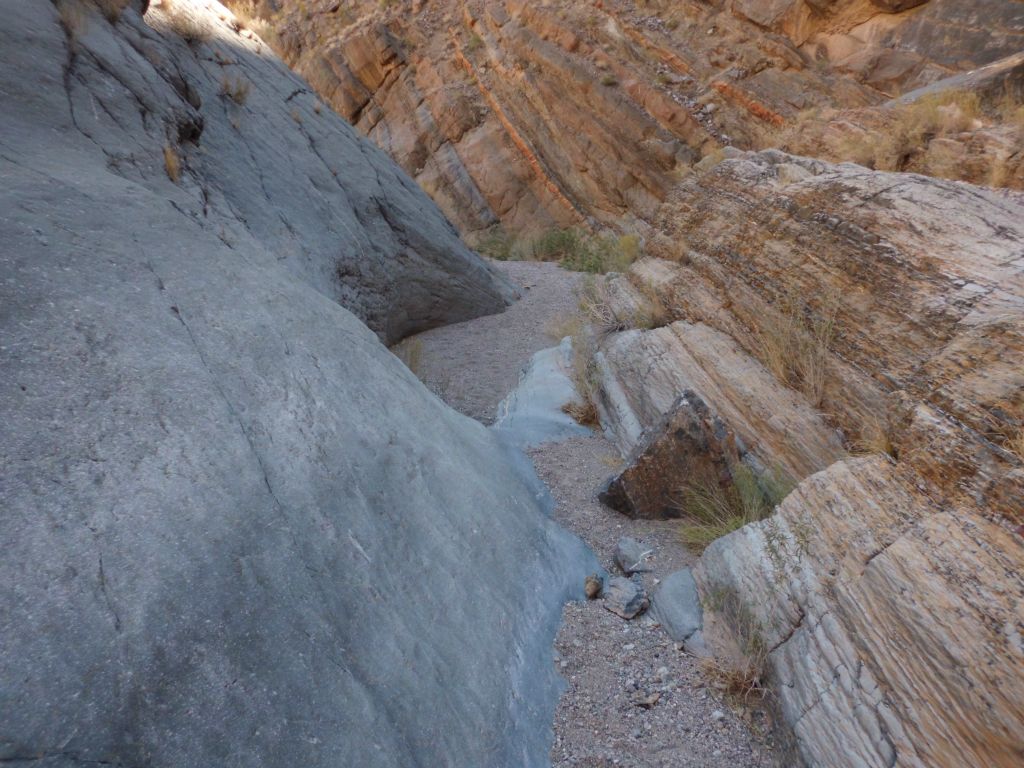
696,455,1024,768
593,315,846,483
493,337,592,447
0,2,593,766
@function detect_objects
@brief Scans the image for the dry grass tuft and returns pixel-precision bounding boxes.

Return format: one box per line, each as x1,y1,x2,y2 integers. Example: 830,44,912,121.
755,293,837,408
1006,427,1024,463
57,0,88,37
162,145,181,182
392,337,424,378
219,75,251,105
165,1,211,45
564,326,601,427
677,464,792,552
700,586,769,702
851,412,896,458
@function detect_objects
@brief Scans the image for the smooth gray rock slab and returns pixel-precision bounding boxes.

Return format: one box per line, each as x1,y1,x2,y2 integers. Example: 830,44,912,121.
0,3,595,767
652,569,703,642
614,537,653,575
493,337,592,447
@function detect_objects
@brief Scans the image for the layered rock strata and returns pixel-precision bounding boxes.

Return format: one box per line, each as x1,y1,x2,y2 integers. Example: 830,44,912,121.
592,151,1024,766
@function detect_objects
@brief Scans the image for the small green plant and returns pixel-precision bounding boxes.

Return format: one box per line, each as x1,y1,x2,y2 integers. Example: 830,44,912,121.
600,73,619,87
466,33,484,53
530,229,640,274
219,75,251,105
677,464,793,552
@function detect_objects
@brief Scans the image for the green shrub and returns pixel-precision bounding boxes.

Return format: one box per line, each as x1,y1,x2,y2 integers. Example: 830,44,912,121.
529,228,640,274
473,227,516,261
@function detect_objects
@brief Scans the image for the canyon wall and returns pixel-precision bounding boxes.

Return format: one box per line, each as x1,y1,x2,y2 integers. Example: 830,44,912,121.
595,151,1024,767
0,2,592,765
231,0,1024,232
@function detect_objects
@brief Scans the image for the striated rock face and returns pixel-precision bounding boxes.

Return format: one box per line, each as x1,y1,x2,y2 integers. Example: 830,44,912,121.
229,0,1024,233
0,2,593,766
589,152,1024,766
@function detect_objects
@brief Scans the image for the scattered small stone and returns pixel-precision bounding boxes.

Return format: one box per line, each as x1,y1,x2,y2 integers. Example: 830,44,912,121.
633,691,661,709
711,709,726,722
614,536,653,575
584,573,603,599
603,575,649,620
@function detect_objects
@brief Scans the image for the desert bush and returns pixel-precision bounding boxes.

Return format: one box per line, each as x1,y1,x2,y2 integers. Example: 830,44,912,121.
219,75,251,105
600,74,618,87
539,229,640,274
473,226,516,261
231,0,278,45
755,293,836,408
466,33,484,53
677,464,792,552
836,91,981,172
163,145,181,182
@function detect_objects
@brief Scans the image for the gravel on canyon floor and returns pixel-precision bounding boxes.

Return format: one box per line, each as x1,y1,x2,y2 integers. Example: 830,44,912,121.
406,260,771,766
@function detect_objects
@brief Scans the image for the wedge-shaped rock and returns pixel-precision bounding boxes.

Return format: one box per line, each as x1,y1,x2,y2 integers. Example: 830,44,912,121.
600,391,738,519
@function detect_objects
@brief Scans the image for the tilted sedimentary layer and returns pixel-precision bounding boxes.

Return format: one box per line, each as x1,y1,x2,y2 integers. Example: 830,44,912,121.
595,151,1024,766
228,0,1024,231
0,2,594,765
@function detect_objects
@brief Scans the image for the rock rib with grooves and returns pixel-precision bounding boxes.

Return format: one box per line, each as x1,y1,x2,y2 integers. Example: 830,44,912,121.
0,2,593,766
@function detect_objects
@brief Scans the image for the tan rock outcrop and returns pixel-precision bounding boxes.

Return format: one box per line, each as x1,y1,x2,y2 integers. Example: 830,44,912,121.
227,1,1024,232
589,152,1024,765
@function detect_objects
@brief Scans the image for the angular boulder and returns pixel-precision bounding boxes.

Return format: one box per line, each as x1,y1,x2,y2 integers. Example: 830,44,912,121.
599,391,739,519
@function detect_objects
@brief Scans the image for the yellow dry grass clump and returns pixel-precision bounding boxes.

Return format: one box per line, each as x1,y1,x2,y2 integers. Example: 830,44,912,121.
755,293,837,408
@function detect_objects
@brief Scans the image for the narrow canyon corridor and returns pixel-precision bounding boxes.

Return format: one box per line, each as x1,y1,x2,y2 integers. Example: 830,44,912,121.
403,261,772,766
